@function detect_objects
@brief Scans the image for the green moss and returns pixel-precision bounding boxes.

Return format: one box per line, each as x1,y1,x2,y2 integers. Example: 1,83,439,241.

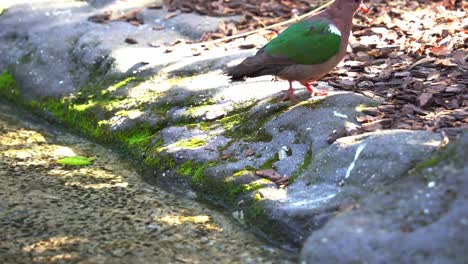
57,156,95,166
174,138,207,149
107,77,136,92
35,98,104,139
415,156,441,171
232,169,252,177
192,161,218,185
0,69,19,101
144,153,176,171
245,201,264,219
290,147,313,182
294,99,323,109
355,104,366,112
121,128,152,151
177,160,196,176
260,153,280,170
225,180,265,200
253,192,263,202
19,53,33,64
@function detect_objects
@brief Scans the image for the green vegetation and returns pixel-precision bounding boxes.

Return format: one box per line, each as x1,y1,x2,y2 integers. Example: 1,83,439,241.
232,168,254,177
218,102,284,142
174,137,207,149
414,145,456,173
414,155,441,171
290,147,313,182
0,70,19,101
177,160,196,176
226,181,264,199
57,156,95,166
260,153,280,170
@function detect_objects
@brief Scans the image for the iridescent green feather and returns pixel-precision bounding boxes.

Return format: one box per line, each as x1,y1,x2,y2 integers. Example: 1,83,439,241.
265,19,341,65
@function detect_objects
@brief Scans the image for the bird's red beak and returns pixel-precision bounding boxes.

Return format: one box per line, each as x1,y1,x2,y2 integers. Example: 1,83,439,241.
359,3,369,14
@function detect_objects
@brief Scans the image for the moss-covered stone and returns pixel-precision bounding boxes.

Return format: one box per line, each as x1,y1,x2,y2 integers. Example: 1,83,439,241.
0,70,20,101
413,144,457,174
290,147,313,183
260,153,280,170
174,137,207,149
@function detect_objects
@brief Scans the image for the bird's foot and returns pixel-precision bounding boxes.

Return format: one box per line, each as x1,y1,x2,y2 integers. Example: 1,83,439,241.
312,89,329,97
280,90,300,105
304,83,329,97
280,81,300,105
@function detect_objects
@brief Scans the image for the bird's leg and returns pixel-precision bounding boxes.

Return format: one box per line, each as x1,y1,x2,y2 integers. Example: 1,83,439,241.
281,81,300,104
303,82,329,97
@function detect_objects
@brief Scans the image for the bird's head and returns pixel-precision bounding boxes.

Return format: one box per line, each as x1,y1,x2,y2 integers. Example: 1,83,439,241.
333,0,369,14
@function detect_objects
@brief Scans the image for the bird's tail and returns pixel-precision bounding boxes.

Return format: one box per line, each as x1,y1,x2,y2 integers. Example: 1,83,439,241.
225,56,284,82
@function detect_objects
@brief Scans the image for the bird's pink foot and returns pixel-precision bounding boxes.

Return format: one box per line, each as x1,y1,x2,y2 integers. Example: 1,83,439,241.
280,81,300,104
304,83,329,97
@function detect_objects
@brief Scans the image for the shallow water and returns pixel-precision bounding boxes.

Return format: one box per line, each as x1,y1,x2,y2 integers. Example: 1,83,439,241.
0,102,296,263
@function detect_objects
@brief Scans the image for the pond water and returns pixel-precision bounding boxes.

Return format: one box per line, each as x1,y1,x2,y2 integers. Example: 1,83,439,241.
0,102,296,263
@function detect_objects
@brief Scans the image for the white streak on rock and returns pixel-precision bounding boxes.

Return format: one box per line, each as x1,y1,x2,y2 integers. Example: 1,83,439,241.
345,143,367,180
333,111,348,119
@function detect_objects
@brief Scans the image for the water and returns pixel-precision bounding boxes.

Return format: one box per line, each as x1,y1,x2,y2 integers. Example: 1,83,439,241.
0,102,296,263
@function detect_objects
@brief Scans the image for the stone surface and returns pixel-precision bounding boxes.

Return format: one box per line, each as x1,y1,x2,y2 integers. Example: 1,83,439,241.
301,133,468,264
0,0,241,98
257,130,442,244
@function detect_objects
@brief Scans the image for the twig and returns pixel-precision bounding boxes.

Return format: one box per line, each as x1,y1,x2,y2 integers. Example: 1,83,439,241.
197,0,334,45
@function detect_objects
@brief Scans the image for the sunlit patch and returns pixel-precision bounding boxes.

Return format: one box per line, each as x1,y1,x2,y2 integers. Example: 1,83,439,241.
48,167,129,189
65,181,129,189
158,215,222,231
3,149,34,159
288,193,337,207
115,109,144,119
72,101,97,111
23,236,89,253
258,187,287,201
32,253,79,263
422,140,442,147
53,146,77,157
0,130,46,146
166,137,208,151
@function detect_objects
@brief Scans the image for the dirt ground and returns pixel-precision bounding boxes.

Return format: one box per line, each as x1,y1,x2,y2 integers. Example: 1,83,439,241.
0,102,295,264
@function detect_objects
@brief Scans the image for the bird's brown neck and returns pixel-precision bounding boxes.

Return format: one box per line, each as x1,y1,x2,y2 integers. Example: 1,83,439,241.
323,3,356,38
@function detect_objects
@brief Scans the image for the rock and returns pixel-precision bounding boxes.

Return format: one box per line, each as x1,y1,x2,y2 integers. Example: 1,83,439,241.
301,133,468,264
265,92,381,153
0,0,240,98
258,130,441,245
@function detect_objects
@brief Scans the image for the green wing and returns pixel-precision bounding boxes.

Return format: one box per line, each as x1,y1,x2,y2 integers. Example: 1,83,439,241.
264,19,341,65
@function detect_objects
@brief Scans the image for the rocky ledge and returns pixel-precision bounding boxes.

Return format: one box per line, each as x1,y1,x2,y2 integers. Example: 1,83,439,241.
0,0,466,262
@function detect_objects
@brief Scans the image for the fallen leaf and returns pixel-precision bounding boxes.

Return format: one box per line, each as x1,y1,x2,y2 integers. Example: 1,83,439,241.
255,169,283,182
418,93,433,108
429,46,451,56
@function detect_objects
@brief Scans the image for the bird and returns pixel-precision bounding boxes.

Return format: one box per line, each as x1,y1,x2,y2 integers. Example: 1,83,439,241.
226,0,369,103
